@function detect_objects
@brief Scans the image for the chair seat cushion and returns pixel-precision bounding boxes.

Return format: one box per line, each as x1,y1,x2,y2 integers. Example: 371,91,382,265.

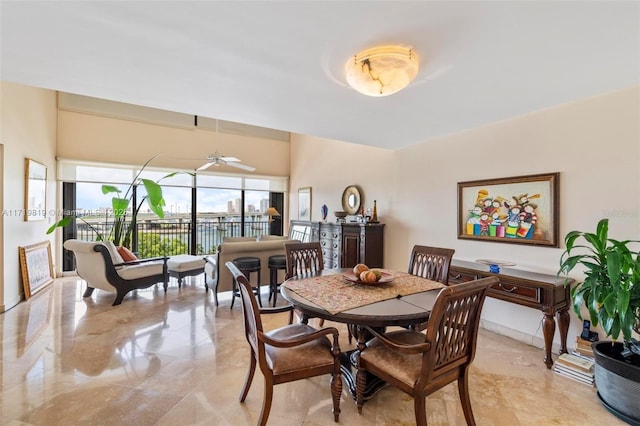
265,323,334,374
167,255,205,272
361,329,425,387
117,261,165,280
233,256,261,270
268,254,287,269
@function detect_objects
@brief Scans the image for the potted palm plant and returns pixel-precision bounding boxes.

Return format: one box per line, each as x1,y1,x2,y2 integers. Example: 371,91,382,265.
558,218,640,424
47,157,181,249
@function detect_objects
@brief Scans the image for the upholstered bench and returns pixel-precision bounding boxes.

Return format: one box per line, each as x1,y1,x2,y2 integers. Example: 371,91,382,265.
167,255,206,287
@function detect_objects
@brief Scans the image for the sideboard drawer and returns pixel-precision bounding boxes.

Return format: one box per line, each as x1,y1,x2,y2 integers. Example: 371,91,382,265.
489,281,540,304
450,271,540,304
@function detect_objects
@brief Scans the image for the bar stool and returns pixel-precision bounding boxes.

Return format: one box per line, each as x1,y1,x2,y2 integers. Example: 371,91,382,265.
231,256,261,309
268,254,287,307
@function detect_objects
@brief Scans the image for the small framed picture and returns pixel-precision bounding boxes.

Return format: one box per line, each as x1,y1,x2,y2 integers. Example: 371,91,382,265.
24,158,47,221
298,187,311,220
19,241,55,299
457,172,559,247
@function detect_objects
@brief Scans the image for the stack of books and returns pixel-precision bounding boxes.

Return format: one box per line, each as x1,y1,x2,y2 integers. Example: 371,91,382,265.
573,336,595,360
553,353,595,385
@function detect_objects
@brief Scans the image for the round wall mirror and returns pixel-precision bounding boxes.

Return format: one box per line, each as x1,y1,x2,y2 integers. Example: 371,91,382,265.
341,185,362,215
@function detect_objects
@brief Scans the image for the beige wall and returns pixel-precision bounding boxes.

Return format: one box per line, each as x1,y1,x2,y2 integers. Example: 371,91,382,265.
3,80,638,350
58,110,290,176
0,82,58,311
290,86,640,349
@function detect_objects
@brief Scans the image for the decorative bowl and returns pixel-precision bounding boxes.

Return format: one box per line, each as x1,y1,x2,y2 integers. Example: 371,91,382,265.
334,211,348,219
343,270,394,285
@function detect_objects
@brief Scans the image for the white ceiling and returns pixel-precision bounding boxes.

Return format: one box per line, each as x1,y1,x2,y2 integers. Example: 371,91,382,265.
2,1,639,149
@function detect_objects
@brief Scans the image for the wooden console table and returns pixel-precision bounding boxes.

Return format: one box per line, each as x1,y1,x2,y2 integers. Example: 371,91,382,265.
449,259,574,369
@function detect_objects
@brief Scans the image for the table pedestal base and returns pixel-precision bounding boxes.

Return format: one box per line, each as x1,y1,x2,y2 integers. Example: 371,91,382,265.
339,351,388,401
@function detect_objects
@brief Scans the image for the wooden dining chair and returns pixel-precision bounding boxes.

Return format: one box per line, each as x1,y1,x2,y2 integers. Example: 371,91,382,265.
408,245,455,285
225,261,342,426
355,276,498,426
284,241,328,325
284,241,324,279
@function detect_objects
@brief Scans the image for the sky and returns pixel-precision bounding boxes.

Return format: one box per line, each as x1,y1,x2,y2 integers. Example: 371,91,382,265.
76,183,270,216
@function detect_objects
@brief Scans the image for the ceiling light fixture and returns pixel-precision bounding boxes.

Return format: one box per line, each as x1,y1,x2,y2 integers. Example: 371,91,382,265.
345,45,419,97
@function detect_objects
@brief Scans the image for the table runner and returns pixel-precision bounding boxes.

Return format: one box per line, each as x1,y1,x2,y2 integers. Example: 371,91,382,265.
282,271,445,315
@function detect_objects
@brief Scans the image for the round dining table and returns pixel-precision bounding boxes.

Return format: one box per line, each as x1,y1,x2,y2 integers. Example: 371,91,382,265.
280,268,444,400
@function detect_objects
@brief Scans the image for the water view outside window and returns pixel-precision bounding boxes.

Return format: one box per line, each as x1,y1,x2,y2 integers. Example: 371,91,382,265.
71,170,277,258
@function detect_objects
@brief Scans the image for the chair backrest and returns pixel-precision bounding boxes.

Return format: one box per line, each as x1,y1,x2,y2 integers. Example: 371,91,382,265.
226,261,264,356
63,239,117,292
421,276,496,382
284,242,324,278
407,245,455,285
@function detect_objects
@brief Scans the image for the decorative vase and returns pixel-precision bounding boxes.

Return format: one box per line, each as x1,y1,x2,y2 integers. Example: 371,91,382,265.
593,341,640,425
372,200,378,222
321,204,328,222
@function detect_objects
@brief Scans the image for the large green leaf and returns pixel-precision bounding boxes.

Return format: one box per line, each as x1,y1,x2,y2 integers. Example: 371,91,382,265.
46,216,72,234
141,179,165,218
111,197,130,219
101,185,121,195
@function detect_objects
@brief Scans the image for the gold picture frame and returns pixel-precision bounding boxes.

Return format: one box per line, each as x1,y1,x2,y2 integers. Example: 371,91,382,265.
298,187,311,220
457,172,559,247
19,241,55,299
24,158,47,221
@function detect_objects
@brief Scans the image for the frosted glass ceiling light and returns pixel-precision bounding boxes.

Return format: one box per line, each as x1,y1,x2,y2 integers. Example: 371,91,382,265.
345,45,419,97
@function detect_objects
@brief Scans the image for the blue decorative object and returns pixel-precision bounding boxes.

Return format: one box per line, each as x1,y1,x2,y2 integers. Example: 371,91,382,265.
321,204,328,221
475,259,516,274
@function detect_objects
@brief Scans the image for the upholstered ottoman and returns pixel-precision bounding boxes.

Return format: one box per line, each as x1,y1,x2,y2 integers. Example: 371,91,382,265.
167,255,205,287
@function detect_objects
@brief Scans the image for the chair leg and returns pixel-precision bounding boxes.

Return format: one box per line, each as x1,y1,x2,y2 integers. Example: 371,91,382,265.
82,287,95,298
213,278,219,307
331,362,343,422
239,352,257,402
230,279,237,309
458,368,476,426
355,355,366,414
413,394,427,426
112,291,126,306
258,377,274,426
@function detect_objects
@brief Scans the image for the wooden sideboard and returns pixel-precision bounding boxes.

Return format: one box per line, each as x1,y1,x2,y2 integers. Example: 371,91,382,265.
448,259,574,369
290,221,384,269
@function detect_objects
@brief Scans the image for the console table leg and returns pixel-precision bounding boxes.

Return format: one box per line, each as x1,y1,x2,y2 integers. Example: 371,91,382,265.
557,308,570,354
542,312,555,369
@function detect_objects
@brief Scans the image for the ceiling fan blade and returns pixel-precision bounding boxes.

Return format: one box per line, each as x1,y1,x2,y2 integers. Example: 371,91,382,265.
196,162,215,171
219,156,240,162
224,161,256,172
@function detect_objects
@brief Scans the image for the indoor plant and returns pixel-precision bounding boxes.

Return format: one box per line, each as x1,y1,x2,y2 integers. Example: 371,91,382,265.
47,157,180,249
558,218,640,424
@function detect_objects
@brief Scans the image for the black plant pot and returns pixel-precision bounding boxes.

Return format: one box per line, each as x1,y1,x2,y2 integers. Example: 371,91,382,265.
593,341,640,425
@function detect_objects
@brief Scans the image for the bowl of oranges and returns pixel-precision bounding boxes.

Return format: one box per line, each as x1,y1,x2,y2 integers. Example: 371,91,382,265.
343,264,393,285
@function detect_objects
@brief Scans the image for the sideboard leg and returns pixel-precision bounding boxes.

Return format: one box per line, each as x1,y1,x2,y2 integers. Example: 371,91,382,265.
542,313,555,369
557,308,570,354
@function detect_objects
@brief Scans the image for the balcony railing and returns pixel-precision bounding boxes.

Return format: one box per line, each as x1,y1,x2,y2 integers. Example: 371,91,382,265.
74,219,273,256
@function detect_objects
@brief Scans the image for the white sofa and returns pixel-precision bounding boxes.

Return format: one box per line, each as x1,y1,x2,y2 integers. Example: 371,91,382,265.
214,236,300,302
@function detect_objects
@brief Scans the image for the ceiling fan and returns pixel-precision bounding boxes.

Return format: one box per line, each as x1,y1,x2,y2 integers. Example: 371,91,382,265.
196,152,256,172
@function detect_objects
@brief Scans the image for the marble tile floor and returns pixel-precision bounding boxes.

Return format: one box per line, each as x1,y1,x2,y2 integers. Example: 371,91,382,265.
0,276,625,426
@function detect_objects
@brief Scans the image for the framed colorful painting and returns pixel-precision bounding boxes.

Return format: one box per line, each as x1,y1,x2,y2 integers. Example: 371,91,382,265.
457,172,559,247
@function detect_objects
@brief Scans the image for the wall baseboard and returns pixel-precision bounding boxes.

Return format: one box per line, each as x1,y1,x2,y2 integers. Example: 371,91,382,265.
481,318,562,355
